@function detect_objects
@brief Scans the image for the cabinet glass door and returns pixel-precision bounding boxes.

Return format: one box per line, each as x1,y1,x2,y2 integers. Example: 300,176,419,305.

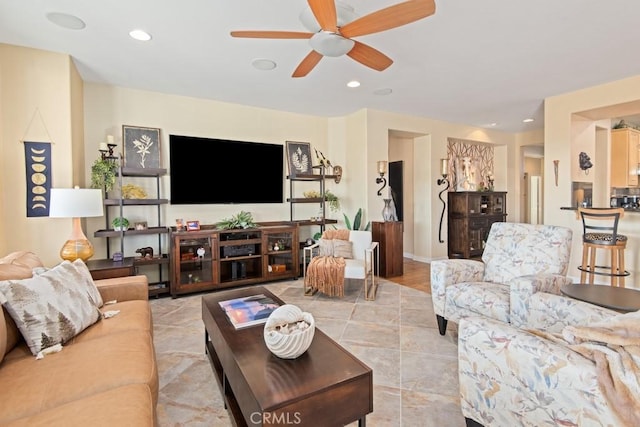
178,237,214,285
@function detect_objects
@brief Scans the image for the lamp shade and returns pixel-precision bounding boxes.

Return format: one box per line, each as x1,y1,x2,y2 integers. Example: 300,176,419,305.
49,187,104,218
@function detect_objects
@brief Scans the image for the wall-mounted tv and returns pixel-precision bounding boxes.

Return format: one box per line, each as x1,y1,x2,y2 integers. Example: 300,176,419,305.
169,135,284,204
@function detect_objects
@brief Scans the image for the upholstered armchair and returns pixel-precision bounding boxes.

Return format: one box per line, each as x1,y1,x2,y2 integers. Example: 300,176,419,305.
303,230,378,300
458,296,630,427
431,222,573,335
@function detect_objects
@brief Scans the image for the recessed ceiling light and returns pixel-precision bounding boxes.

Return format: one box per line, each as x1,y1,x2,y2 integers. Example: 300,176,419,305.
251,58,277,71
46,12,86,30
129,29,152,41
347,80,360,88
489,123,498,127
523,118,535,123
373,88,393,96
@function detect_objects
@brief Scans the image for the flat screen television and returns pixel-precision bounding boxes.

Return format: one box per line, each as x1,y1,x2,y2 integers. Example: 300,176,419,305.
169,135,284,204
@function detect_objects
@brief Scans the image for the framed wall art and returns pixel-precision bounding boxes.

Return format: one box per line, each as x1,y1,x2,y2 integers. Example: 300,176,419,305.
122,125,161,169
285,141,312,176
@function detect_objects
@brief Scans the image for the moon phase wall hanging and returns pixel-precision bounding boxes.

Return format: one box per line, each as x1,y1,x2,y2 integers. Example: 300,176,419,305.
24,141,52,217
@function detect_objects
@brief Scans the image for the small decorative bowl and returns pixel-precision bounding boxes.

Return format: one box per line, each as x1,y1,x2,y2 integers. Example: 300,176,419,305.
263,304,315,359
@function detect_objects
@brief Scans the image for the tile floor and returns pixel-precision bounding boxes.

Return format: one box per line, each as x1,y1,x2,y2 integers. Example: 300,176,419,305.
150,277,464,426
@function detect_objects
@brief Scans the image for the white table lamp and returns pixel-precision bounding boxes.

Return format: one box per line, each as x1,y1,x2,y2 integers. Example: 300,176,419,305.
49,186,104,261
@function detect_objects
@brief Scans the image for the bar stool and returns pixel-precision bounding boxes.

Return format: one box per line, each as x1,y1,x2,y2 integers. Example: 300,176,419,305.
577,207,629,287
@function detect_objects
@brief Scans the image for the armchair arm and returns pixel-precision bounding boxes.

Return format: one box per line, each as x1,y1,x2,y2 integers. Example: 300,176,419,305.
508,273,572,328
430,259,485,316
95,275,148,302
302,242,320,278
366,241,378,275
459,316,615,427
524,292,617,333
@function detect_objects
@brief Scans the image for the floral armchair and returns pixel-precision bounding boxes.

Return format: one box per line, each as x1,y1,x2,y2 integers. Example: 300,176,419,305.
458,294,630,427
431,222,573,335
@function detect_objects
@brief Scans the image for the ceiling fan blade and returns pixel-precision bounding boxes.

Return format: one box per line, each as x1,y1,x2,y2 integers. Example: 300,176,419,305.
292,51,323,78
347,41,393,71
230,30,313,39
308,0,338,32
340,0,435,38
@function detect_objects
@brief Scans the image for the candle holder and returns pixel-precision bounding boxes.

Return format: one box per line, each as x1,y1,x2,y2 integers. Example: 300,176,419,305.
376,160,387,196
437,159,450,243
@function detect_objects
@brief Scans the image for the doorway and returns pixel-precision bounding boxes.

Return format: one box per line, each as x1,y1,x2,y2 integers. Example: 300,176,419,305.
521,146,544,224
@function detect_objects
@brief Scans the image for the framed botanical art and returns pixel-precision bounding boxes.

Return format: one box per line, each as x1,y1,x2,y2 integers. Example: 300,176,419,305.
122,125,161,169
285,141,312,176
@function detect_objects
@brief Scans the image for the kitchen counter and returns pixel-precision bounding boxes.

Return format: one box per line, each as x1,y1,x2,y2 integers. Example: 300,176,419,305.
560,206,640,213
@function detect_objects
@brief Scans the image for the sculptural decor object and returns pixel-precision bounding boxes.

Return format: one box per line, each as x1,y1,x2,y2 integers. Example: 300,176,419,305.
135,247,154,259
579,151,593,175
263,304,315,359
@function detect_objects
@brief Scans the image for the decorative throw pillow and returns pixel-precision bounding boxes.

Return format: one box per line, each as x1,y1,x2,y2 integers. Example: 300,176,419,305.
333,240,353,259
70,259,104,307
0,260,102,356
31,260,103,307
318,239,334,257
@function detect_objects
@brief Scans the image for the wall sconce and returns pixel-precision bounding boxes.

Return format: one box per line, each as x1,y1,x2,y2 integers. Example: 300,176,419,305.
376,161,387,196
99,135,118,161
437,158,450,243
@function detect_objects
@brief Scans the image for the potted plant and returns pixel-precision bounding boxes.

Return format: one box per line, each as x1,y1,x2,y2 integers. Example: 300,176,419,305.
302,190,340,212
216,211,258,230
111,217,130,231
91,158,118,192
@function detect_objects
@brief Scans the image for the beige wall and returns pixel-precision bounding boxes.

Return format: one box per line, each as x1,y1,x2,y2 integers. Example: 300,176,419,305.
545,75,640,288
8,43,639,277
0,44,80,266
85,86,518,263
83,83,331,255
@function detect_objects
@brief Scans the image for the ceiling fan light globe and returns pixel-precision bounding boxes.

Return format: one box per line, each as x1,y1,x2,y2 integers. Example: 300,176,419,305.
310,31,354,57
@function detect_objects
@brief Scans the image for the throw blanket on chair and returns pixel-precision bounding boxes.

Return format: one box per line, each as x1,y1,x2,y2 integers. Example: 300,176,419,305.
532,310,640,427
304,229,351,297
305,256,346,297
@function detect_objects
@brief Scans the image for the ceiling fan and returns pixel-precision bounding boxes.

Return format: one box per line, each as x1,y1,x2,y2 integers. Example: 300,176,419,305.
230,0,436,77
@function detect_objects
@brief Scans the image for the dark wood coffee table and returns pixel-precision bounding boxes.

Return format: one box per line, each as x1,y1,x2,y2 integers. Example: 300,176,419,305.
202,286,373,426
561,284,640,313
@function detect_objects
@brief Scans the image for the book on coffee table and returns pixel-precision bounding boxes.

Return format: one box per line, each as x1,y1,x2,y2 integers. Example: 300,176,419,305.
218,294,280,329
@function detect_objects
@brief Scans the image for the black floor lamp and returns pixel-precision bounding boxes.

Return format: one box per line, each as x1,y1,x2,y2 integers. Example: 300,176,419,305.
437,159,450,243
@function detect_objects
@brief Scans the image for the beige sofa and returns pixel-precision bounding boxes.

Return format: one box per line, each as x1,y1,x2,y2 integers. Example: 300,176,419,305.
0,251,158,426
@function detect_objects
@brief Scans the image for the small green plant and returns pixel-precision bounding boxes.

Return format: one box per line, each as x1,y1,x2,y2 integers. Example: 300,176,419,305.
313,208,369,240
111,217,129,231
324,190,340,212
344,208,370,231
216,211,258,229
91,159,118,192
303,189,340,212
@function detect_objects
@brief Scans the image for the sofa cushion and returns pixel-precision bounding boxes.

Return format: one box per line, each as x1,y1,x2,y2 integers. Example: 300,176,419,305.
4,383,155,427
0,260,102,356
0,329,157,424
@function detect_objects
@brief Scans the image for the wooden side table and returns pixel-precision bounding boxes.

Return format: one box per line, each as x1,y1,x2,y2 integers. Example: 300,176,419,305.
85,258,135,280
560,284,640,313
372,221,403,278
